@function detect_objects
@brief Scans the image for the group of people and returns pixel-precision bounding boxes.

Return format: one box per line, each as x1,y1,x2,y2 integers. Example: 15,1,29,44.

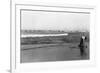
78,35,87,57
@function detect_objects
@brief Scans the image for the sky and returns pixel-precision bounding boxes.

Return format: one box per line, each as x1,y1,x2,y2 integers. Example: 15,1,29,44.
21,10,90,32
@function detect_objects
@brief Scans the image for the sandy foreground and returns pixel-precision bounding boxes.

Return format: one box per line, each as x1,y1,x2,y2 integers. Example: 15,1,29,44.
21,43,89,63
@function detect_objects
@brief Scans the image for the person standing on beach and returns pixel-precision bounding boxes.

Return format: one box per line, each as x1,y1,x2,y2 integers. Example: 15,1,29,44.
78,35,87,56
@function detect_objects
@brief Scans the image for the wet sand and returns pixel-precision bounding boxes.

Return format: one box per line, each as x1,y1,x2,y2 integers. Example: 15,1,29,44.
21,43,89,63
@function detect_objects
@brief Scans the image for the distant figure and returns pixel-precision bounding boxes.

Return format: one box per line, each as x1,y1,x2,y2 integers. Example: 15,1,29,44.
78,35,87,56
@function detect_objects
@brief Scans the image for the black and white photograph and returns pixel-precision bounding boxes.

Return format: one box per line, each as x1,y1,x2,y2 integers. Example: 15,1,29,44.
20,9,90,63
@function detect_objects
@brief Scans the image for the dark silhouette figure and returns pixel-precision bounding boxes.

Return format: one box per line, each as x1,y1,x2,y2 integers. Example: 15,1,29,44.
78,36,87,56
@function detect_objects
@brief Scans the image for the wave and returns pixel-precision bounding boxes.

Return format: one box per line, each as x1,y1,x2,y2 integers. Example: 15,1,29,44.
21,33,68,37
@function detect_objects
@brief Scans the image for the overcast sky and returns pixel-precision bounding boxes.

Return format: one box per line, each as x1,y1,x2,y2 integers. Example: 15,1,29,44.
21,10,90,32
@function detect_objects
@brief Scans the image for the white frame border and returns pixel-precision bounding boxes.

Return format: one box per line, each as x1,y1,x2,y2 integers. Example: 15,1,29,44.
11,2,96,73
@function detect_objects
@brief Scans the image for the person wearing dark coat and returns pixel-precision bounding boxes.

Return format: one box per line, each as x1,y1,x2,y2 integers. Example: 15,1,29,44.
78,36,87,56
